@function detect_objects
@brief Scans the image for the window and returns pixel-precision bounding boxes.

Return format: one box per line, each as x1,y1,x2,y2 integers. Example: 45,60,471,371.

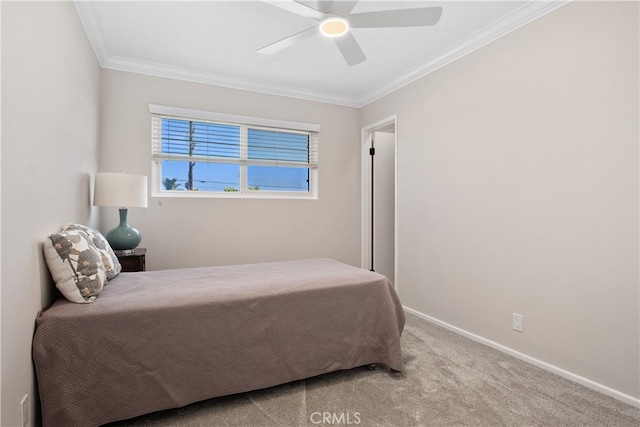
150,105,319,198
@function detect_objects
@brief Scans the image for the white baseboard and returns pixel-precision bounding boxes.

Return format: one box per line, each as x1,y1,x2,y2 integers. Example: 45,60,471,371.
403,306,640,409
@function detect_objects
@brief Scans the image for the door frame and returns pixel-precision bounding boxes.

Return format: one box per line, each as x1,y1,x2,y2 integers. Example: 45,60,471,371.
360,115,398,289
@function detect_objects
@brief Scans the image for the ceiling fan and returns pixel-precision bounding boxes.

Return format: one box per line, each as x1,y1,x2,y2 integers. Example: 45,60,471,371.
257,1,443,66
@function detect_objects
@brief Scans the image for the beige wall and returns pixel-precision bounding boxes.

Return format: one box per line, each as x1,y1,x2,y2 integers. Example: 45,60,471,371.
1,2,102,425
99,70,361,270
361,1,639,399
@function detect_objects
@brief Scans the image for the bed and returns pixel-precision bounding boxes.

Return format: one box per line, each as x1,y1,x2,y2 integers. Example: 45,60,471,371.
32,258,405,427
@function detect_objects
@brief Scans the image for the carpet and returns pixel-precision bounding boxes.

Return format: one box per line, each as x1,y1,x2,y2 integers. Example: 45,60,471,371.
108,312,640,426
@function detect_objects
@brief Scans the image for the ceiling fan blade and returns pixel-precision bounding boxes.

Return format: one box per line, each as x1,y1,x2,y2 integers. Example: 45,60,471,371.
334,32,366,66
257,25,319,55
316,1,333,13
350,7,443,28
262,0,324,20
329,1,359,17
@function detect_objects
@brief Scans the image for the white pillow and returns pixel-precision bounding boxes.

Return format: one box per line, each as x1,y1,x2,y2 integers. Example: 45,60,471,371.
44,225,108,303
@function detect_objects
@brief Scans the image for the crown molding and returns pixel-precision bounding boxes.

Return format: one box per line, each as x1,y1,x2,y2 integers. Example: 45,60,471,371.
357,0,572,107
103,55,362,107
73,0,571,109
73,1,110,66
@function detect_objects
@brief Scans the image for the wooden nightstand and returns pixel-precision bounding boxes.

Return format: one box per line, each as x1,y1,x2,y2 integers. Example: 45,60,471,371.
116,248,146,272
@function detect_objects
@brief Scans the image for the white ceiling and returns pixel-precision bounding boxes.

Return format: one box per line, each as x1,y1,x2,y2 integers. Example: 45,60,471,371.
74,1,568,107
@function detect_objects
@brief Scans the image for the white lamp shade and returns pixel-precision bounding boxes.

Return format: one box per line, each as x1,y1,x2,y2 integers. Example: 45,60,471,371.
94,172,148,208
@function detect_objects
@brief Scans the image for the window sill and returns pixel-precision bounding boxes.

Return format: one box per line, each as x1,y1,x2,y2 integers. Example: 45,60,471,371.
151,190,318,200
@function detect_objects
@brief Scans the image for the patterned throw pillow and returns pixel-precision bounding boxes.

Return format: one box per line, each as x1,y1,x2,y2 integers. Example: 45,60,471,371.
43,225,109,303
65,224,122,279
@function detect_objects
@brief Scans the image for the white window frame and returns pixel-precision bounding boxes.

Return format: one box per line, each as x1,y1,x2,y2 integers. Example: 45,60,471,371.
149,104,320,199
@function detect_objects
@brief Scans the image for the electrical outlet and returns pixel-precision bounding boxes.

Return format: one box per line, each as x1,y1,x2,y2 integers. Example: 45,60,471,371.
20,394,29,427
513,313,523,332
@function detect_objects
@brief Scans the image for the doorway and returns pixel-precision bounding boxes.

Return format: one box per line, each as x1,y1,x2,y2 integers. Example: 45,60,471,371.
361,116,397,287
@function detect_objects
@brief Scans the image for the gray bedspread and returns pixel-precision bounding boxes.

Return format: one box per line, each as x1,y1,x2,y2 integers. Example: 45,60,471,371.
33,258,405,427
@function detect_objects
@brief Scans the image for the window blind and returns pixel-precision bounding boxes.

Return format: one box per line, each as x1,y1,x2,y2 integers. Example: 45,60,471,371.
151,115,319,168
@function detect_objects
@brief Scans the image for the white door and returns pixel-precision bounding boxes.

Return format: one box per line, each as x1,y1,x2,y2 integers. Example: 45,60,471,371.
362,118,396,286
373,130,396,284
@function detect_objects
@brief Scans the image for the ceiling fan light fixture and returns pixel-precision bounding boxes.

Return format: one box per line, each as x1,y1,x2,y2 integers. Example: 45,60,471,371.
319,17,349,37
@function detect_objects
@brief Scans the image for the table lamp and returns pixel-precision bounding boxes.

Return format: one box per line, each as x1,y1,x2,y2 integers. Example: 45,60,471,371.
94,172,148,254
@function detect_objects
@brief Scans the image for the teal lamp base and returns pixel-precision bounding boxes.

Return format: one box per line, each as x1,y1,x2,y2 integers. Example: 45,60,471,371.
105,208,142,252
